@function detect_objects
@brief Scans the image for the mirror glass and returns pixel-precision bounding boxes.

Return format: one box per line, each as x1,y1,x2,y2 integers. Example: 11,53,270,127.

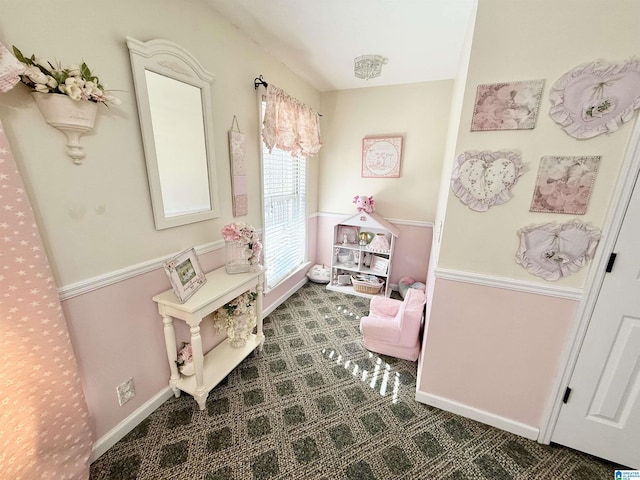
127,37,220,229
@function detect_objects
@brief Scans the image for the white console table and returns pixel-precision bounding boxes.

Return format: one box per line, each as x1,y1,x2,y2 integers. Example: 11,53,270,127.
152,266,265,410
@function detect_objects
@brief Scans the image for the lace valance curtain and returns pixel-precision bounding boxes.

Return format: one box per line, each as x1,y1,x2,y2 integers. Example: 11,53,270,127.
262,84,322,158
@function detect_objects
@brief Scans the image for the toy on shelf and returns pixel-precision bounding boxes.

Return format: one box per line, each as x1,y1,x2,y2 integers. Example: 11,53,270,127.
353,195,375,213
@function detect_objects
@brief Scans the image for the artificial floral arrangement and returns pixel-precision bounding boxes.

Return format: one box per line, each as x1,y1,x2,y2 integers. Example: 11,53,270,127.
221,222,262,265
175,342,193,375
12,46,121,106
212,291,258,347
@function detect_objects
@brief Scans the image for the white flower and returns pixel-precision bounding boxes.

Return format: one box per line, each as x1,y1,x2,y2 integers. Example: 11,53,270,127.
13,46,121,106
25,65,48,85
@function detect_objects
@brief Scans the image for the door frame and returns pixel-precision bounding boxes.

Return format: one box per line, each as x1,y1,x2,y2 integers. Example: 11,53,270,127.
539,116,640,444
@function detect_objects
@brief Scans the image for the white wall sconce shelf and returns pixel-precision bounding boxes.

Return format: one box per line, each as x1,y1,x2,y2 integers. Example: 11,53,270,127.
32,92,98,164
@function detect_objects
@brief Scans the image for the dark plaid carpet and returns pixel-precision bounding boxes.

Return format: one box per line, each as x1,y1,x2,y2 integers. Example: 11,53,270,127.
90,282,620,479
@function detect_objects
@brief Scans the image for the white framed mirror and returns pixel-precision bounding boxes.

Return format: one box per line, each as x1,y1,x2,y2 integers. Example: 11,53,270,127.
126,37,220,229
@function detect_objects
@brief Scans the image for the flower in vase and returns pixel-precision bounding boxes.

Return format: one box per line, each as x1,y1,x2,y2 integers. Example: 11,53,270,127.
212,291,258,331
175,342,192,369
221,222,262,265
12,46,121,106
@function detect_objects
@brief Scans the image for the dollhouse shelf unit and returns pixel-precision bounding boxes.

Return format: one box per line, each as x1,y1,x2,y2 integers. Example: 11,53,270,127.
327,211,399,298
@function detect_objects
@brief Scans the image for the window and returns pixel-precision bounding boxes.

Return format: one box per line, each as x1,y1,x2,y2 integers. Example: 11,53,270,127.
261,103,307,291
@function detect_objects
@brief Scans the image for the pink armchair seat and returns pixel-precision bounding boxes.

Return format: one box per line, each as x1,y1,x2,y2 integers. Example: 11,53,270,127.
359,287,426,361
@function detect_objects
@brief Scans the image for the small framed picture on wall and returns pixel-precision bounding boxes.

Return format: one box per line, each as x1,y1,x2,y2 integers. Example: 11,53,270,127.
362,135,403,178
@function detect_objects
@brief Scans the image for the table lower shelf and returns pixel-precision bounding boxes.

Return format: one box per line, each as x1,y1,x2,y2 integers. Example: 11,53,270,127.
176,333,262,397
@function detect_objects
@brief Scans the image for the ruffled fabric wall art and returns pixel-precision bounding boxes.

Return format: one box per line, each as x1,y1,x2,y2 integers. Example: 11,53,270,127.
530,155,600,215
549,58,640,139
450,150,525,211
515,220,601,281
470,79,545,131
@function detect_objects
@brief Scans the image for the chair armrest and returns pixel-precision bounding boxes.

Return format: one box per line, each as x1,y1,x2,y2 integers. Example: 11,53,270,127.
369,296,402,318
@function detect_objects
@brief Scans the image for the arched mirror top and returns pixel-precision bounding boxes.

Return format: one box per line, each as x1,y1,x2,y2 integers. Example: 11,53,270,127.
126,37,220,230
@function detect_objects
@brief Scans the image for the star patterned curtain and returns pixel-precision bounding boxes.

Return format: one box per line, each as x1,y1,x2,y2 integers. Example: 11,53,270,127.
0,119,93,479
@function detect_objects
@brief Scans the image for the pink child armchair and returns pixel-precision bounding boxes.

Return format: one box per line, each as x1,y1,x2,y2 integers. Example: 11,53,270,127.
359,287,426,361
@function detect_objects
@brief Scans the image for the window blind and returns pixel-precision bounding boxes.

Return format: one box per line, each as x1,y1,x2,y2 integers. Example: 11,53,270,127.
261,103,307,290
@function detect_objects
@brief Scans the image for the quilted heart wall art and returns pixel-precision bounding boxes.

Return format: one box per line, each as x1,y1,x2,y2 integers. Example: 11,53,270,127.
549,58,640,139
450,150,526,212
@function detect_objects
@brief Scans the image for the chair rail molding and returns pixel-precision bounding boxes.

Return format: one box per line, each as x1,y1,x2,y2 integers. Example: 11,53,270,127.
57,239,225,300
434,267,583,300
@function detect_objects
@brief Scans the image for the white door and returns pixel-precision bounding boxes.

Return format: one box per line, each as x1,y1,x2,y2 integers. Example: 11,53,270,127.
552,171,640,469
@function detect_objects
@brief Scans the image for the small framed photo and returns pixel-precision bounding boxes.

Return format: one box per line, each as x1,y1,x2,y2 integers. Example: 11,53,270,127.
369,255,389,275
337,225,359,245
362,135,403,178
163,247,207,303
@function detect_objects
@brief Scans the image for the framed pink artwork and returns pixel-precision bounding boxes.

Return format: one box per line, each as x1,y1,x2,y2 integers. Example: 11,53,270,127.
530,156,600,215
470,79,545,131
362,136,403,178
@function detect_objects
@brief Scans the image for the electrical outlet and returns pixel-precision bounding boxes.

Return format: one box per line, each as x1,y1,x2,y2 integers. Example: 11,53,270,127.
116,378,136,406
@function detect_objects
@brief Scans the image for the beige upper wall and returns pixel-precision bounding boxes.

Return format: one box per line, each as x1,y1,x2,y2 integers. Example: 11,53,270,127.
319,81,454,221
438,0,640,288
0,0,320,287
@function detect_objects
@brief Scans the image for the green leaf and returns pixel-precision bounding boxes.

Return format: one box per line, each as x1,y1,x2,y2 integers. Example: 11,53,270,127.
81,62,92,81
12,46,31,65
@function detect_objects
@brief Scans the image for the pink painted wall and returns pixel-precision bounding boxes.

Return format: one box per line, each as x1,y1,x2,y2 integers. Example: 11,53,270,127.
316,214,432,287
419,279,577,427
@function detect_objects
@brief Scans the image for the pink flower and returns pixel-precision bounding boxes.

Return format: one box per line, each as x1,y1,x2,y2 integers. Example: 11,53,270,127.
221,223,242,242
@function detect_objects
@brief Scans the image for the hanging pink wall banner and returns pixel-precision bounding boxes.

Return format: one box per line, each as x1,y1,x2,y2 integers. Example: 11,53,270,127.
0,120,93,478
229,116,248,216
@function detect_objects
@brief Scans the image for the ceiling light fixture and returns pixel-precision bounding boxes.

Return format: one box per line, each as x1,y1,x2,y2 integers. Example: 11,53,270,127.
354,55,388,80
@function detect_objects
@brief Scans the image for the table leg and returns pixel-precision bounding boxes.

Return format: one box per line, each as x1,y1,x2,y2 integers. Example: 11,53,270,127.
190,324,207,410
162,314,181,398
256,277,265,352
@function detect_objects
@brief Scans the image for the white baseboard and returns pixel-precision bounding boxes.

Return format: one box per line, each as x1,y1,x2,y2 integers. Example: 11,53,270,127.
264,274,309,317
91,387,174,462
415,389,539,441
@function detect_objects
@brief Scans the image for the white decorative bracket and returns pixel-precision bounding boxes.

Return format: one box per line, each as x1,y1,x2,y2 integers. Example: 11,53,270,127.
32,92,98,164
